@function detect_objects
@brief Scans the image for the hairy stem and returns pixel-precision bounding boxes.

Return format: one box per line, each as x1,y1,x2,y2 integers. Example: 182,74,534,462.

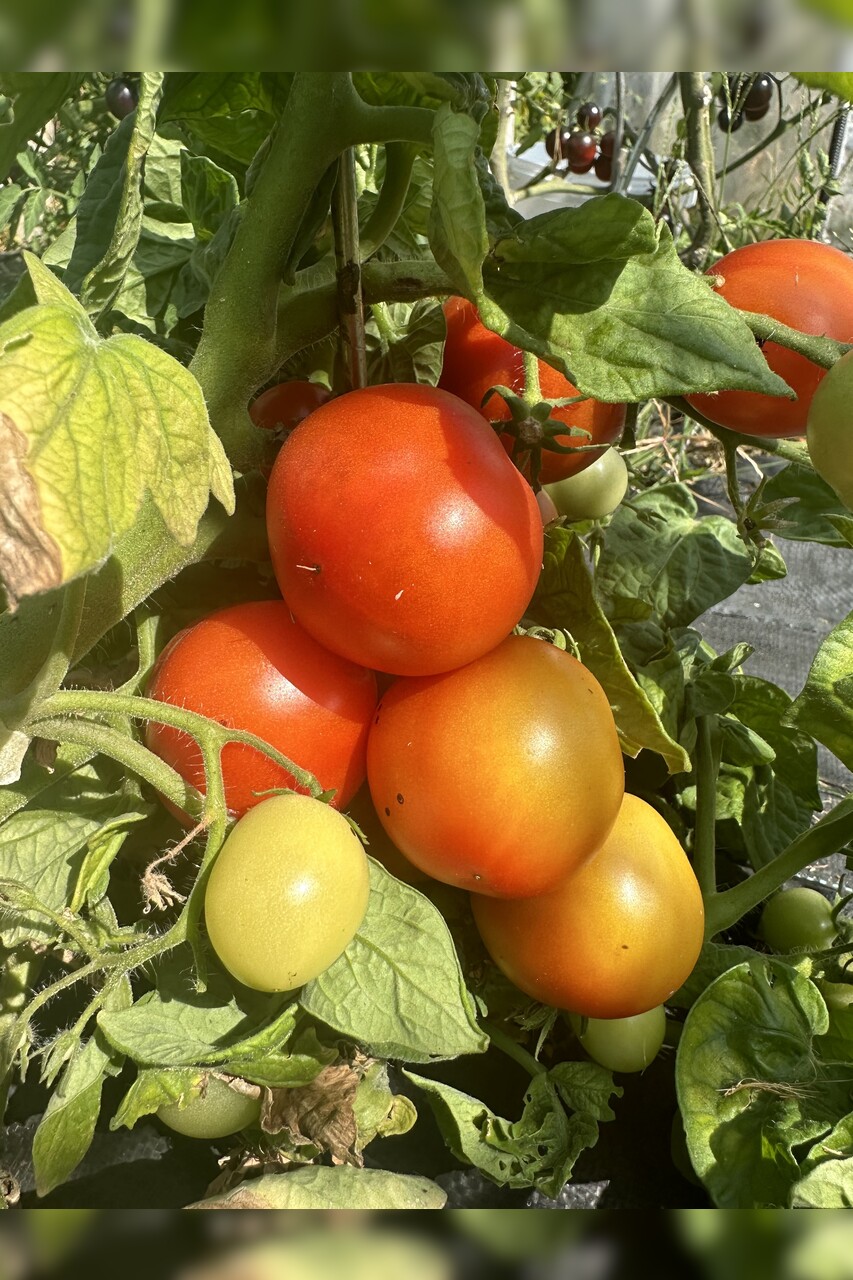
523,349,542,405
739,310,850,368
679,73,718,269
704,797,853,938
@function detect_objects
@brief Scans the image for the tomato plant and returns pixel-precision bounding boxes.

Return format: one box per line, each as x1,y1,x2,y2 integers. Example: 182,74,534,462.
2,70,853,1214
367,634,624,897
544,447,629,520
686,240,853,437
759,886,837,953
472,794,705,1016
157,1076,261,1139
572,1005,667,1073
266,383,543,676
439,297,626,483
146,600,378,816
204,792,370,991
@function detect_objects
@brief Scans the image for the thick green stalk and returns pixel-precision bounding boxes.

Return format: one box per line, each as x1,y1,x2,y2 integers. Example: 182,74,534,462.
679,73,718,269
360,143,417,260
482,1019,547,1077
331,149,368,390
704,797,853,938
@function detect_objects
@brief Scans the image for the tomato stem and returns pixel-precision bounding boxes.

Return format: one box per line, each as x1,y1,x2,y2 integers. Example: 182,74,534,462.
739,311,851,369
678,73,719,269
359,142,417,261
522,349,542,406
666,398,812,467
693,716,721,900
704,795,853,939
482,1018,547,1077
332,147,368,390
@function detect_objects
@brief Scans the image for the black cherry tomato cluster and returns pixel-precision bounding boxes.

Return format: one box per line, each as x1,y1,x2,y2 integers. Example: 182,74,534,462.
715,73,774,133
545,100,618,183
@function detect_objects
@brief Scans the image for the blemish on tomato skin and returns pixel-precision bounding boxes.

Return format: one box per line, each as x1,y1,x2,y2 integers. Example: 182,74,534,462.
396,793,404,804
384,806,391,817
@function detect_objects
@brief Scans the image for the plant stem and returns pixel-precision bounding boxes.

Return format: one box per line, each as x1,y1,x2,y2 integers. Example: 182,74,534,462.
704,797,853,938
523,349,542,405
482,1019,547,1077
665,397,812,467
615,73,678,198
739,311,850,368
1,575,87,727
693,717,720,899
678,73,718,269
359,142,417,260
331,148,368,390
490,79,514,205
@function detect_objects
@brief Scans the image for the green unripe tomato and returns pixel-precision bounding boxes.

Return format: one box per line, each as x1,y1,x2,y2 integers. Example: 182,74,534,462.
544,447,628,520
807,349,853,511
819,979,853,1012
759,886,836,953
571,1004,666,1073
158,1076,261,1139
205,792,370,991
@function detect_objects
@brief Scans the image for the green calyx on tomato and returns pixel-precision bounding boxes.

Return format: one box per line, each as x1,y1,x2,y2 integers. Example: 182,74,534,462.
571,1004,667,1073
204,792,370,992
807,348,853,511
439,297,626,485
545,447,629,520
157,1075,261,1140
759,886,837,953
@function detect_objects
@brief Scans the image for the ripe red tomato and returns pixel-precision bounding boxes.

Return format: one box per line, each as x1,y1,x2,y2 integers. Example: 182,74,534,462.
146,601,377,817
472,793,705,1017
367,635,624,898
686,240,853,438
250,380,330,434
266,383,543,677
439,298,625,483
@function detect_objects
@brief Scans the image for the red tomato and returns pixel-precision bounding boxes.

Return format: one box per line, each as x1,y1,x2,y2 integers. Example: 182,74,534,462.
146,601,377,817
250,381,330,433
686,240,853,438
266,384,543,677
439,298,626,483
366,635,624,897
472,794,705,1017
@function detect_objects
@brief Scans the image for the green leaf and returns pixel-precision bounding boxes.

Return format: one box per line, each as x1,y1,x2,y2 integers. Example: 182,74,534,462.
187,1164,447,1210
548,1060,622,1122
0,272,234,605
670,941,764,1008
111,1066,204,1130
760,464,853,546
0,761,147,946
428,103,489,299
64,74,164,315
159,73,283,165
532,527,690,772
405,1066,617,1198
98,961,298,1068
0,74,83,184
366,300,445,386
482,215,792,403
794,71,853,96
785,611,853,772
676,958,834,1208
595,484,754,629
180,151,240,242
791,1156,853,1207
353,1061,417,1153
300,860,487,1063
0,183,21,232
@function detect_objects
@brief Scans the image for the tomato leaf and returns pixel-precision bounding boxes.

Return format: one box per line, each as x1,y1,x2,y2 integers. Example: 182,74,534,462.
187,1164,447,1209
366,300,445,386
481,214,792,403
532,527,690,773
794,71,853,97
300,860,487,1063
676,958,853,1208
760,464,853,547
64,74,164,315
98,960,299,1068
0,74,83,184
428,103,489,300
595,484,755,629
404,1065,619,1197
791,1154,853,1208
353,1061,417,1153
159,73,287,165
0,260,234,605
111,1066,205,1131
785,611,853,772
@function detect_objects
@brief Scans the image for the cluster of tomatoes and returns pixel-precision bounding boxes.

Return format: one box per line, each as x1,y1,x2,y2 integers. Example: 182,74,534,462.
715,73,774,133
545,101,619,184
146,236,853,1089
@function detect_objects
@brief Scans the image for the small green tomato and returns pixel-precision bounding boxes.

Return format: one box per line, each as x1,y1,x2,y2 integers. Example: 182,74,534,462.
571,1004,666,1073
544,447,628,521
759,887,836,953
158,1076,261,1139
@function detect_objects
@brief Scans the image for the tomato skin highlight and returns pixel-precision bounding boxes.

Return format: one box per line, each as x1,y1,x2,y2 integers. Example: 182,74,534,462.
367,635,624,898
472,794,704,1016
439,298,626,483
686,240,853,438
266,383,543,677
146,600,377,817
204,792,370,992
